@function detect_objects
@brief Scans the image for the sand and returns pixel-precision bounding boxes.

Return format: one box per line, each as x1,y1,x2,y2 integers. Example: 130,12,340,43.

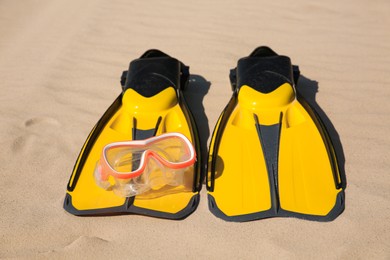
1,0,389,258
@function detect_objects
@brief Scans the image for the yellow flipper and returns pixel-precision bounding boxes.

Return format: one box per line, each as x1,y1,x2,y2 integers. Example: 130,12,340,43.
64,50,201,219
207,47,345,222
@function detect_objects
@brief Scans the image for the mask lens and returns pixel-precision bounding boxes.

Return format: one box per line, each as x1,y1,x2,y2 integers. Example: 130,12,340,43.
151,135,192,163
104,146,145,173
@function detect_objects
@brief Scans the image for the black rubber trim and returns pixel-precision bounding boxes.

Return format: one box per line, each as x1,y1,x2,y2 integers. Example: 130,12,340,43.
298,95,345,189
178,91,203,192
123,57,181,97
64,193,200,220
254,114,282,214
132,116,162,140
67,95,122,192
208,191,345,222
206,95,238,192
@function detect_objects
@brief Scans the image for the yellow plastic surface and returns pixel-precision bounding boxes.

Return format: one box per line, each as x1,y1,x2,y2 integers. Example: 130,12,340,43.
208,83,342,217
67,87,196,214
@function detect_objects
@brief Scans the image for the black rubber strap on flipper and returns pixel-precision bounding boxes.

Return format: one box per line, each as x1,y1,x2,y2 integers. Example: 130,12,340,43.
292,65,300,85
141,49,189,90
120,50,189,96
236,57,293,93
120,70,127,87
229,68,237,91
64,192,200,220
229,46,300,93
179,65,190,90
123,57,180,97
208,191,344,222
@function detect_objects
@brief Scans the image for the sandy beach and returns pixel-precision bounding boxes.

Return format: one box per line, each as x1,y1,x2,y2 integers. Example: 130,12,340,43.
1,0,389,258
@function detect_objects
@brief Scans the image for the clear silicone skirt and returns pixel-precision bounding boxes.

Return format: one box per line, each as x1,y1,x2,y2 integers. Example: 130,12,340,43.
94,132,196,197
